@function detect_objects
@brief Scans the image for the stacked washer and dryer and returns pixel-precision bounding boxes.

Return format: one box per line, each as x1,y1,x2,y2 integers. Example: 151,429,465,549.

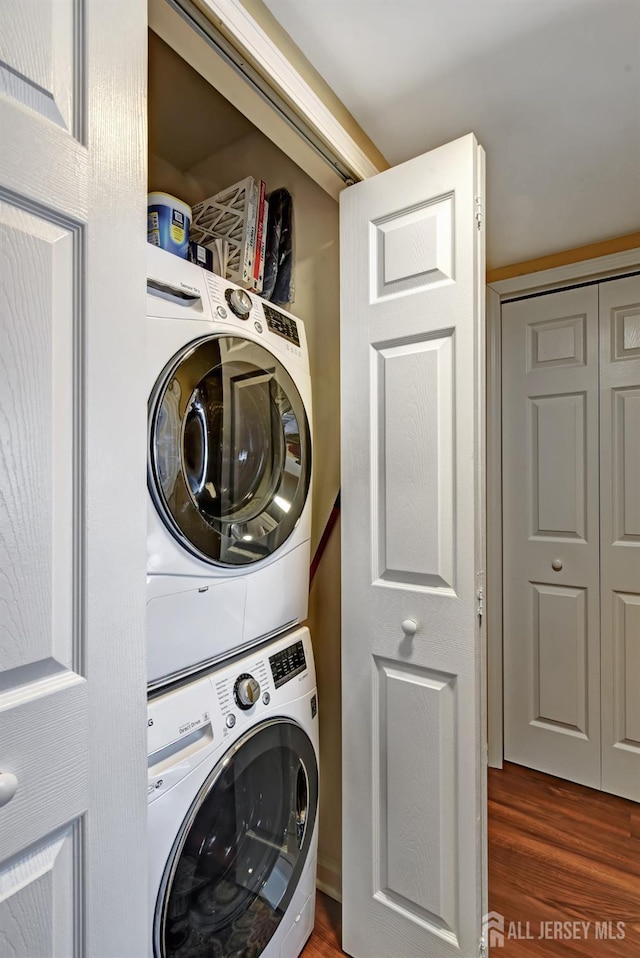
146,245,319,958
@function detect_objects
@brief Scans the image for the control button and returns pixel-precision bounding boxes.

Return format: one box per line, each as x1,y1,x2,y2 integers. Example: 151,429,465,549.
254,320,263,334
216,305,227,319
226,288,252,320
262,691,271,705
234,673,261,710
226,713,236,729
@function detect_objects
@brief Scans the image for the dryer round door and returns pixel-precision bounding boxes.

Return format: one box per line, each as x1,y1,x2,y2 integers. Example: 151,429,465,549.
154,718,318,958
149,334,311,566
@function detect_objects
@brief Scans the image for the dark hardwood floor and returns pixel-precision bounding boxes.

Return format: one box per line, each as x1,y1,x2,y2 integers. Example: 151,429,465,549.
303,762,640,956
304,891,344,956
489,762,640,956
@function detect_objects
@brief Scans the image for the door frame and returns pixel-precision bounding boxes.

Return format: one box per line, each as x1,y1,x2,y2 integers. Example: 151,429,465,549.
486,246,640,767
196,0,381,180
151,0,383,194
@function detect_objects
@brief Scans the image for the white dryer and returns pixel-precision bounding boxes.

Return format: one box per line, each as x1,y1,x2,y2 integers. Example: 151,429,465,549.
146,247,313,687
147,626,319,958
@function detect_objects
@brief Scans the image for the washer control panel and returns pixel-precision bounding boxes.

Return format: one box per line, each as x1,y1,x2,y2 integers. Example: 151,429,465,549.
269,640,307,688
234,673,261,710
147,628,314,805
263,304,300,346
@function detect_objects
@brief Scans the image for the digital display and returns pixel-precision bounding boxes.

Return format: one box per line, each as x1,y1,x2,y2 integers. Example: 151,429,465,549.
269,640,307,688
263,304,300,347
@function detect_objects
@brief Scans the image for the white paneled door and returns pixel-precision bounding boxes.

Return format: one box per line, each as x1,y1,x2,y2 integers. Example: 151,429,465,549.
341,134,486,958
502,287,601,787
0,1,148,955
503,274,640,803
599,275,640,802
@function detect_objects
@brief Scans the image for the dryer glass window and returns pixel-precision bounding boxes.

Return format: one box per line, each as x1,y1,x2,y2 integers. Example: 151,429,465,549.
149,335,311,566
155,719,318,958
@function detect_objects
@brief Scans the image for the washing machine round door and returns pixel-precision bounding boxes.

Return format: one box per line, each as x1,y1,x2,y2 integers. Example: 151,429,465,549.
154,719,318,958
149,334,311,566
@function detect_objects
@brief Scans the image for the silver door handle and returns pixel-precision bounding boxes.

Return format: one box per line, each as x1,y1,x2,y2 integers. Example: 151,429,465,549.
551,558,563,572
0,772,18,808
402,619,418,637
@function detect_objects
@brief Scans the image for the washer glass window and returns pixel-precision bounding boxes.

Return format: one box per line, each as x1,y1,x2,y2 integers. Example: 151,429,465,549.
149,335,311,566
155,720,318,958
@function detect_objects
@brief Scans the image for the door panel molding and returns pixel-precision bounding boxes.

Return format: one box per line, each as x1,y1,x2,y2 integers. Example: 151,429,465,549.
372,331,455,591
373,658,458,944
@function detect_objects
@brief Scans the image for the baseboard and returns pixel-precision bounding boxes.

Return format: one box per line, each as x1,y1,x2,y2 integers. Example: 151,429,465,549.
316,854,341,902
316,877,341,903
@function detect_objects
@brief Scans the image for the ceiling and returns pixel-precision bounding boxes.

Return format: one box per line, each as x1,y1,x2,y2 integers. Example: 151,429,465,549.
262,0,640,269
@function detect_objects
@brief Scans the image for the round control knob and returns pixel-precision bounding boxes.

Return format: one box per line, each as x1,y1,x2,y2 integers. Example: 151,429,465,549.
0,772,18,808
234,673,261,710
227,288,252,320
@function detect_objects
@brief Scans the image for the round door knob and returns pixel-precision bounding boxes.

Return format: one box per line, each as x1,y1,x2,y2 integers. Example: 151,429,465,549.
0,772,18,808
402,619,418,637
234,673,261,710
227,288,252,320
551,558,563,572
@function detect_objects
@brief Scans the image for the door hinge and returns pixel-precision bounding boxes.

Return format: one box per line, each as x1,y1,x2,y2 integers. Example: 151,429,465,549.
477,587,484,620
479,937,488,958
475,196,483,230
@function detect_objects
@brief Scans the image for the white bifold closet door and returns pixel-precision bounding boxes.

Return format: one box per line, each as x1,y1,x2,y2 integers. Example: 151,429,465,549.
341,133,486,958
0,0,148,953
599,275,640,802
502,286,601,788
502,274,640,802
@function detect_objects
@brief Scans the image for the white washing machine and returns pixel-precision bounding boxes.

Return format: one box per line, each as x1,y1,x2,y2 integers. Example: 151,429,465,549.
146,246,313,687
147,626,319,958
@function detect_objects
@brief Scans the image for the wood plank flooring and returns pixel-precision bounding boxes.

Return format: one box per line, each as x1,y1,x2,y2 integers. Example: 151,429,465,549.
489,762,640,956
304,891,344,957
303,762,640,956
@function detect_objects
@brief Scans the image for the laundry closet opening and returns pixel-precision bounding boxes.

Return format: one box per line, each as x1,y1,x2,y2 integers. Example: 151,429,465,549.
148,0,344,903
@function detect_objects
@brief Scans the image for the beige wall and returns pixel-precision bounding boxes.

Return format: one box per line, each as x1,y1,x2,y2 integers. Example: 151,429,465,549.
308,517,342,898
148,152,200,204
